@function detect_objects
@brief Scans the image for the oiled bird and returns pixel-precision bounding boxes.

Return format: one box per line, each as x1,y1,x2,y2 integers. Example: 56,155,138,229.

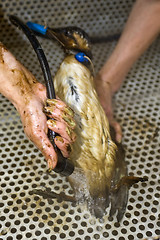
44,26,147,220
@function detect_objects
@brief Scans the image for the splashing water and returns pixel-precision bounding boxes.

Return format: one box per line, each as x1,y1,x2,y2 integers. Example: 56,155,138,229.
68,167,90,202
68,167,109,218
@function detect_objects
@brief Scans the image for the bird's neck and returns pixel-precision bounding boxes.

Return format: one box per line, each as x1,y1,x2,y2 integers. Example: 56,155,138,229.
65,50,92,69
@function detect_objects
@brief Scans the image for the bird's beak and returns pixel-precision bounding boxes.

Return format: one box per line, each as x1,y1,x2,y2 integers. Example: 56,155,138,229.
47,27,76,49
47,27,92,59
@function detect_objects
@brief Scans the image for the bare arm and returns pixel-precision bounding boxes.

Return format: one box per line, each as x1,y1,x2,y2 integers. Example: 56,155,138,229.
95,0,160,142
0,43,76,169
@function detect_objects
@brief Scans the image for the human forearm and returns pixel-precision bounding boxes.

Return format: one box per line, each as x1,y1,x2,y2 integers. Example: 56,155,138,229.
0,43,76,169
0,43,38,112
99,0,160,93
94,0,160,142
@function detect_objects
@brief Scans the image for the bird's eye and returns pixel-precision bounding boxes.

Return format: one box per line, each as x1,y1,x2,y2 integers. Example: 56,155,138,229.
64,30,68,36
64,30,72,37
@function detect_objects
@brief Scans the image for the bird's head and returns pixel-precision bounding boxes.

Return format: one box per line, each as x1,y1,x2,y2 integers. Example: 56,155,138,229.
47,26,92,59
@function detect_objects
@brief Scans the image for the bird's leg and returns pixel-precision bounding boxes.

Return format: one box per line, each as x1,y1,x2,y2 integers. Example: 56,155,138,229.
109,175,148,222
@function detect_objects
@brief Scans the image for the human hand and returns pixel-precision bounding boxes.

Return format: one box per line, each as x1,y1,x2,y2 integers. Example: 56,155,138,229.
94,73,122,143
0,44,76,170
19,81,76,170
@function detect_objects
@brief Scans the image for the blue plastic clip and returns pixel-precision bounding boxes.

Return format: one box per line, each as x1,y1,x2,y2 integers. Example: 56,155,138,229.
75,52,89,63
27,21,47,35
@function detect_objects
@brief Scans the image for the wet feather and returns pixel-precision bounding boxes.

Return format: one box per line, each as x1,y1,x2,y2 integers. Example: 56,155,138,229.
47,27,148,220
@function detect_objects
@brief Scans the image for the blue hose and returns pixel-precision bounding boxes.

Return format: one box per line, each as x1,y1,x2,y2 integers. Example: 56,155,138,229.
27,21,48,35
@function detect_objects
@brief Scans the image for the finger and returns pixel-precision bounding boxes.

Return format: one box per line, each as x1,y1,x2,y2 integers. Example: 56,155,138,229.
26,128,58,170
47,119,76,142
46,98,74,117
110,120,122,143
102,102,122,143
40,137,57,169
54,136,72,158
44,106,76,129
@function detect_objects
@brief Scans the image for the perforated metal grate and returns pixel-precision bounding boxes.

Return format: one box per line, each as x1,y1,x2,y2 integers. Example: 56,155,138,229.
0,1,160,240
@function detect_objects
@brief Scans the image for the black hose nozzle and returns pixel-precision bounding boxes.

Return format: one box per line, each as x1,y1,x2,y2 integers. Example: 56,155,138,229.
9,15,74,176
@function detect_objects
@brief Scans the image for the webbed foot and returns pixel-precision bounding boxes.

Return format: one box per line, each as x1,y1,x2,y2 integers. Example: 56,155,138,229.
110,176,148,222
